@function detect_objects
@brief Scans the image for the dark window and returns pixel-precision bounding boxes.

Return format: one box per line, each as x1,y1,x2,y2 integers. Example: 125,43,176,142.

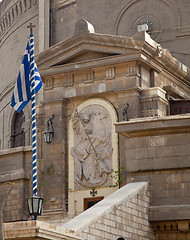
11,111,25,148
15,5,18,16
84,197,104,211
24,0,27,9
19,2,22,13
169,99,190,115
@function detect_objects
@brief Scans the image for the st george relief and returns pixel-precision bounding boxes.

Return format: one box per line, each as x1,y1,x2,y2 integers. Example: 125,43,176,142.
70,104,113,189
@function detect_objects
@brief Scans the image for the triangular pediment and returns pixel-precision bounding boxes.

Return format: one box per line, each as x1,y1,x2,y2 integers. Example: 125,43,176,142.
52,50,119,67
36,33,141,73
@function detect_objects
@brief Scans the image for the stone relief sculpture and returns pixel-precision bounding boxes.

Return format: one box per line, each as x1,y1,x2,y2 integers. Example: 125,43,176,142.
70,105,113,188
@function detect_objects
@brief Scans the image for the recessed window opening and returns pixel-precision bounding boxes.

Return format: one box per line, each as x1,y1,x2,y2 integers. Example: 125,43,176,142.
11,111,25,148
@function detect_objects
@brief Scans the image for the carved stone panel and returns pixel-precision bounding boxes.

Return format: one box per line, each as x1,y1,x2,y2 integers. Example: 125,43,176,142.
64,73,74,87
106,67,115,79
70,104,113,189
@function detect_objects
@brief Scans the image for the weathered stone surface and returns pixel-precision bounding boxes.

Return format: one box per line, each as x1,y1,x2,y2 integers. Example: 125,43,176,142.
149,205,190,221
1,2,190,238
63,182,155,240
4,220,82,240
74,19,95,35
71,104,112,188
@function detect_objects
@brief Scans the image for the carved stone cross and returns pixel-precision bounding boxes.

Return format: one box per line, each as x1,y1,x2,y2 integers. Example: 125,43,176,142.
90,188,97,197
27,23,35,35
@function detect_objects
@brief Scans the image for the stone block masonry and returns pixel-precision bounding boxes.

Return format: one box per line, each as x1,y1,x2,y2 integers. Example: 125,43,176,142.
4,183,155,239
63,182,155,240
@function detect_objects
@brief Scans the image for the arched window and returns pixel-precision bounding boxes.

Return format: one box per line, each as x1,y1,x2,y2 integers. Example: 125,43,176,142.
15,5,18,16
11,111,25,148
28,0,32,8
24,0,27,10
12,8,15,21
19,1,22,14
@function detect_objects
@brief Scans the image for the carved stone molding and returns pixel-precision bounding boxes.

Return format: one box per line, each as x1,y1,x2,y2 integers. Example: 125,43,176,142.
126,64,136,75
0,0,38,37
64,73,74,87
106,66,115,79
85,70,95,83
140,87,168,117
58,0,76,9
45,77,54,88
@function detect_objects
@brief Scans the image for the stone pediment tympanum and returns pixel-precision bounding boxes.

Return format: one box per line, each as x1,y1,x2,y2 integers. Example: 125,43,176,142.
51,50,117,66
36,33,140,74
35,31,190,85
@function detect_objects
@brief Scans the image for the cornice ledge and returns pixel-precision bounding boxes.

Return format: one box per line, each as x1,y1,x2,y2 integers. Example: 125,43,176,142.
0,169,30,183
115,114,190,137
0,146,32,156
4,221,82,240
133,32,190,82
36,33,143,67
149,204,190,221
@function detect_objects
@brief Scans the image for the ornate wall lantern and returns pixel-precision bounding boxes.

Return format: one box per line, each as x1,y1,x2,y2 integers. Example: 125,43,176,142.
43,115,54,144
28,196,43,220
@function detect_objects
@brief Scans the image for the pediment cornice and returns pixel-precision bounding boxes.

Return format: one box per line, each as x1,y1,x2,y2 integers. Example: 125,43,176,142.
36,33,141,70
36,32,190,83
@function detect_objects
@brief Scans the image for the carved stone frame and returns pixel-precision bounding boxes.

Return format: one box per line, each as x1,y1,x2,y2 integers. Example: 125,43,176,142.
68,98,118,216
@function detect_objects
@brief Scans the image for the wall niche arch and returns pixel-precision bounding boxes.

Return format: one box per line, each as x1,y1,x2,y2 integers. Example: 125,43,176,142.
68,98,118,190
114,0,181,40
11,110,25,148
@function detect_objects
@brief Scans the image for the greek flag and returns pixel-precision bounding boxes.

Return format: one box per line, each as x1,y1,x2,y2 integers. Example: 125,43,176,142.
11,41,42,113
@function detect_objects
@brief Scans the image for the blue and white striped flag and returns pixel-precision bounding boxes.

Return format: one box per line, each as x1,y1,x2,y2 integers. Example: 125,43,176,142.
11,41,42,113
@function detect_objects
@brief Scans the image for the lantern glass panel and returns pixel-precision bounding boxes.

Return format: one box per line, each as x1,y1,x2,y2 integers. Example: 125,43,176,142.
38,198,43,215
28,198,33,215
33,197,39,215
28,196,43,217
44,131,53,144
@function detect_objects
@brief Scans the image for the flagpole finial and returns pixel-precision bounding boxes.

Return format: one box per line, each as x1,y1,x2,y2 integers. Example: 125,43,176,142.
27,23,35,35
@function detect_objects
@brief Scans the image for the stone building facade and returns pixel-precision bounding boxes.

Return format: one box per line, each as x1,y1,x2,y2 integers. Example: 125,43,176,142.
4,182,155,240
1,0,190,239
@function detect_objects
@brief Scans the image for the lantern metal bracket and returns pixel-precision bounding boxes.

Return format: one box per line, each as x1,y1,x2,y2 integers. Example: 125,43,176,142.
43,114,55,144
47,114,54,134
123,103,129,121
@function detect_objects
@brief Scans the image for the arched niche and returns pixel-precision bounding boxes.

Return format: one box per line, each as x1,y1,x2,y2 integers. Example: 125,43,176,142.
114,0,181,40
11,110,25,148
9,104,31,148
68,98,118,190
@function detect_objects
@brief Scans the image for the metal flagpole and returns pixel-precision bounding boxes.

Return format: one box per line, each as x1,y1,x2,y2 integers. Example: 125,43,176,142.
11,23,43,220
28,24,38,197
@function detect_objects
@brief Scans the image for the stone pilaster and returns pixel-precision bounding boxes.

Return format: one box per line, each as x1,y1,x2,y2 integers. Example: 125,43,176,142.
38,99,68,219
140,87,168,117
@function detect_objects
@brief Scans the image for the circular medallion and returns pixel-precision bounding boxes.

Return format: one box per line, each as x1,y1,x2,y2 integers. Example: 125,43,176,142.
137,18,154,33
134,15,160,39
